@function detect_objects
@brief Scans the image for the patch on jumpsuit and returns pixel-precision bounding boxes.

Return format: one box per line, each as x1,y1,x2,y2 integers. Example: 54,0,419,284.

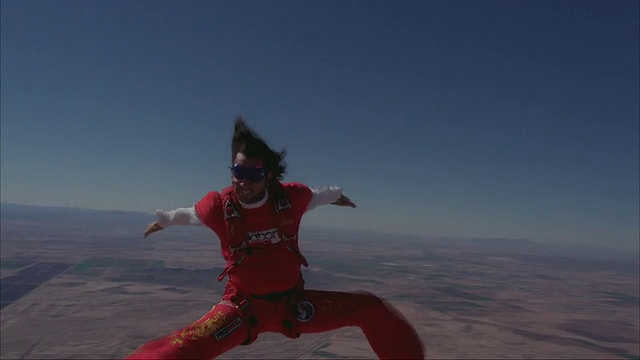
296,300,315,322
169,310,228,347
214,317,243,341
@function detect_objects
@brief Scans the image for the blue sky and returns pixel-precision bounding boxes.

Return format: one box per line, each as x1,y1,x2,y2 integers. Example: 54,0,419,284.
1,0,638,251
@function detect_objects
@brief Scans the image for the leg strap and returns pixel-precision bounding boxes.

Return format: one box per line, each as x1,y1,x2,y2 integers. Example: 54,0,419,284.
280,280,307,339
226,295,260,346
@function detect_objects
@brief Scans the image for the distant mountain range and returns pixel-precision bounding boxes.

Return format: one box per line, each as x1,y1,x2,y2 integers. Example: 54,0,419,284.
305,225,639,263
2,202,637,262
305,226,546,252
0,202,154,227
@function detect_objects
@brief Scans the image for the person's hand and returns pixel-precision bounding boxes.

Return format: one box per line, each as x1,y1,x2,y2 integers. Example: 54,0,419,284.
144,221,164,238
332,194,357,208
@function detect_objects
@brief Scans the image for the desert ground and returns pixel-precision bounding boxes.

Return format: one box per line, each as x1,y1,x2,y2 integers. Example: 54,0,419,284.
1,209,638,359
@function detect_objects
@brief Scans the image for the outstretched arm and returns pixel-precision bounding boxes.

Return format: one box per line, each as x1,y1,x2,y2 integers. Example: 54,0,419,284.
306,186,357,212
144,207,203,238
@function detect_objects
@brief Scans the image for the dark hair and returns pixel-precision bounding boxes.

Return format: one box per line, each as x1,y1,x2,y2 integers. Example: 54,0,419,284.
232,116,287,181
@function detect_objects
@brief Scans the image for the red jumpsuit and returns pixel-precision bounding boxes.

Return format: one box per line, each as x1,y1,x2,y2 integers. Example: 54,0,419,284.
126,182,425,359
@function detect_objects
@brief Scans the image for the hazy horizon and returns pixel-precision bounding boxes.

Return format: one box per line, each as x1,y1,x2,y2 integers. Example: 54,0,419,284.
2,201,638,257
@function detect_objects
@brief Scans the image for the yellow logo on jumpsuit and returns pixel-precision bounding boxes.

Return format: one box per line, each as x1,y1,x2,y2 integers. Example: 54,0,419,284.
169,310,227,347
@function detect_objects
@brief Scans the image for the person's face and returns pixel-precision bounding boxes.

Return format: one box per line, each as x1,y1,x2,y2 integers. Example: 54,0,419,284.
231,152,268,204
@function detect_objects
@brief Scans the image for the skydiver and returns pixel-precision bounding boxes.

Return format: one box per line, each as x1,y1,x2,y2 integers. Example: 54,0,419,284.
126,117,425,359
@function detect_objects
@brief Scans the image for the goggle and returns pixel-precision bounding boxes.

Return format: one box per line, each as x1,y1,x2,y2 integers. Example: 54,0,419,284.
229,164,268,183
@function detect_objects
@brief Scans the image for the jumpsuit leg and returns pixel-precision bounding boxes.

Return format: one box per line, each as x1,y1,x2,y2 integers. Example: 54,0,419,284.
125,302,250,360
294,290,425,360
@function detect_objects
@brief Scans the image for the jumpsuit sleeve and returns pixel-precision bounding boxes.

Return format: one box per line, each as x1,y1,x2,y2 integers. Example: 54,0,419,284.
194,191,223,231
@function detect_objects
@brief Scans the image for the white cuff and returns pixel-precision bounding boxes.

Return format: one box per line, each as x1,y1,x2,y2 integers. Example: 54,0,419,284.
306,186,343,212
156,207,202,227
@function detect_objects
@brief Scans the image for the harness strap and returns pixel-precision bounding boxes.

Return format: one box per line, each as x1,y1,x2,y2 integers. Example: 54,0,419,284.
251,287,294,301
281,231,308,267
222,280,305,342
217,184,307,282
217,255,245,281
281,278,305,339
223,198,241,220
220,293,258,346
